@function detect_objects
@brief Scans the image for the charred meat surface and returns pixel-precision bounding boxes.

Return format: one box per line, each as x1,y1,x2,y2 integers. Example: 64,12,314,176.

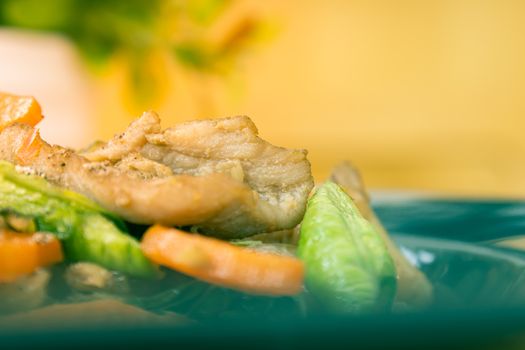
0,114,314,238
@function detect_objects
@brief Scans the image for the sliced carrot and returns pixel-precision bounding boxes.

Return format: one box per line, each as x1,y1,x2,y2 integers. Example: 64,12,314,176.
0,229,63,283
141,225,304,296
0,92,43,131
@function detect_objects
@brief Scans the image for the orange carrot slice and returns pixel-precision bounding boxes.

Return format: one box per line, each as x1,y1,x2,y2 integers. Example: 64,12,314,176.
0,92,43,131
141,225,304,295
0,229,63,283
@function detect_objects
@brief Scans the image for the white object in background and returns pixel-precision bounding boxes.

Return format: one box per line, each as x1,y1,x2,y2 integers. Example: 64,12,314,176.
0,29,95,148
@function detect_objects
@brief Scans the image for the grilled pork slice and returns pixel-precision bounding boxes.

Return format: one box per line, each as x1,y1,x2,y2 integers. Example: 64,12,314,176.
0,114,313,238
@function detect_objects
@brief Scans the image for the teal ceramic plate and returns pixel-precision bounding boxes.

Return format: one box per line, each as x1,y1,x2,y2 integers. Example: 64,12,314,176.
394,234,525,308
4,198,525,349
373,196,525,242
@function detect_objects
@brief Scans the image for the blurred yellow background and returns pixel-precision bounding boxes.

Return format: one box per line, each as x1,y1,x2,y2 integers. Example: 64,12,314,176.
1,0,525,197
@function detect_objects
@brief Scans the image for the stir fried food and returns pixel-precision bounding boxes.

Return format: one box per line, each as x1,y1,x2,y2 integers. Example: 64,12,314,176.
0,92,432,323
329,162,432,308
0,113,313,238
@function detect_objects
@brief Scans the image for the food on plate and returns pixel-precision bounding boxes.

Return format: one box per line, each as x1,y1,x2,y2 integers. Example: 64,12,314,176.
0,92,432,323
0,92,43,131
142,225,304,295
0,161,158,278
0,229,62,282
329,162,433,308
0,269,50,313
0,299,185,329
65,262,129,293
0,111,313,238
298,181,396,313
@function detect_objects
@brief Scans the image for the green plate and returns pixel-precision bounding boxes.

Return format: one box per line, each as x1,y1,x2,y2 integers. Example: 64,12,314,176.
395,234,525,308
373,195,525,242
4,198,525,349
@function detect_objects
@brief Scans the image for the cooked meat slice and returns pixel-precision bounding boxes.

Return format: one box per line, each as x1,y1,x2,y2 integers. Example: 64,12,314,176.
82,114,314,235
82,111,161,162
0,115,314,237
112,154,173,180
140,116,313,212
0,124,254,234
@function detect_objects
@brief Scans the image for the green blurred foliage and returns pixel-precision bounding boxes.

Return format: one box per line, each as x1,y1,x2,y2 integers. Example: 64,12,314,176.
185,0,230,24
173,43,211,70
0,0,159,63
0,0,261,107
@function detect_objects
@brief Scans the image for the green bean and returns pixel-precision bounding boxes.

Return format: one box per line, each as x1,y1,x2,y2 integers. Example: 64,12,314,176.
298,181,396,313
0,161,158,278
